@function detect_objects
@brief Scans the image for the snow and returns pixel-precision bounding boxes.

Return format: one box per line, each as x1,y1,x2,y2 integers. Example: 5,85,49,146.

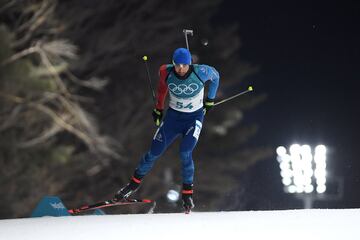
1,209,359,240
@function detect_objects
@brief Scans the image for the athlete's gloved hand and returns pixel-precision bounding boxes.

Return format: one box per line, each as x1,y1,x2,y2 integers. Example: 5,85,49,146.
152,109,163,126
203,97,215,114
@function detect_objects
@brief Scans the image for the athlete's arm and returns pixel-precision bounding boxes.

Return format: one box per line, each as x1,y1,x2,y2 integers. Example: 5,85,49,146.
196,65,220,100
155,65,170,110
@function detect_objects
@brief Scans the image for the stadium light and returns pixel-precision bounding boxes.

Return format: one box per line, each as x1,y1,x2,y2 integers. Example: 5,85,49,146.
276,144,328,208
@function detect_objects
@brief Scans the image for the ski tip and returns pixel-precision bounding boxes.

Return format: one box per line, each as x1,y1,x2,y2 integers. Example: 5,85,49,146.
68,208,82,214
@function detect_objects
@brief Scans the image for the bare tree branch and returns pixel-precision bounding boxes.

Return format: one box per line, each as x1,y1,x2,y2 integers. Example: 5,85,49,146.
66,71,108,91
42,39,78,59
0,105,22,132
15,0,50,33
0,0,18,14
38,47,70,94
1,43,38,66
12,0,56,48
17,119,63,148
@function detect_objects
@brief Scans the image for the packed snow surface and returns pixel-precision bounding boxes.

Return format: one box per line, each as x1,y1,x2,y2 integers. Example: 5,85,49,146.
1,209,359,240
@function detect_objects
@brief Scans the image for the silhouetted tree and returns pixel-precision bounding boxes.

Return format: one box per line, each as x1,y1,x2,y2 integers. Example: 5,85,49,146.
0,0,119,218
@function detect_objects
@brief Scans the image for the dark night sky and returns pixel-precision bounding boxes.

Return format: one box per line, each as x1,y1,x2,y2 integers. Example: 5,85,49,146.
216,1,360,209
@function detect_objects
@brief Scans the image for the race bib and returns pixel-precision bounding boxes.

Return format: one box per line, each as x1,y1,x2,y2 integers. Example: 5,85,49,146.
169,89,204,112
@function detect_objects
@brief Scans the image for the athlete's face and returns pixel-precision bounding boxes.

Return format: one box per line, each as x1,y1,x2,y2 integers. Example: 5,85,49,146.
174,64,190,76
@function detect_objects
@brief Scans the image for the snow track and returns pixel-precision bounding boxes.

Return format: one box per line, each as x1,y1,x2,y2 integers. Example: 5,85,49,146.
1,209,359,240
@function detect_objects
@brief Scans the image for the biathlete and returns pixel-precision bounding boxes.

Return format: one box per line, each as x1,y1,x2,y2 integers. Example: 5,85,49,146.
114,48,220,212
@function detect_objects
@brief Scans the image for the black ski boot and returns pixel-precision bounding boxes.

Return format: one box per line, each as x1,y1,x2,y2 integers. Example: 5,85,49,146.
114,175,142,202
182,183,194,213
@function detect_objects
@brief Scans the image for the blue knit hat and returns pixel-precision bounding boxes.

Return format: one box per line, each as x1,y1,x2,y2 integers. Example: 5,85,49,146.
172,48,191,65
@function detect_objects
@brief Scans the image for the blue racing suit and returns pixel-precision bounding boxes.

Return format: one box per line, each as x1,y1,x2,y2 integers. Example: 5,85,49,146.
134,64,220,184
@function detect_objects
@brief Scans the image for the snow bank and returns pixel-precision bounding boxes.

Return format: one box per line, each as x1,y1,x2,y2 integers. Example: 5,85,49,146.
1,209,359,240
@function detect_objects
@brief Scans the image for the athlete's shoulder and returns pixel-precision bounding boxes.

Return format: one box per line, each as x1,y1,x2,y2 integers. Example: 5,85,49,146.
159,64,173,74
194,63,216,71
193,64,218,78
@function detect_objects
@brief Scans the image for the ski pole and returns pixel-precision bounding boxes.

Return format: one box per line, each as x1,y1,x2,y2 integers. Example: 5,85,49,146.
142,55,156,106
183,29,194,50
214,86,254,106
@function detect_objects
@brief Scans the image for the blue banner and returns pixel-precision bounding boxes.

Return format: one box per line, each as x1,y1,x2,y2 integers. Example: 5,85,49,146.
31,196,70,217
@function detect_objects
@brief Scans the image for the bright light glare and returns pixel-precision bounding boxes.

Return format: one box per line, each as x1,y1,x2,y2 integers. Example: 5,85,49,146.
280,162,291,171
280,169,292,178
316,177,327,185
296,185,304,193
315,145,327,155
314,154,326,163
314,169,327,178
287,185,297,193
317,185,326,194
304,185,314,193
277,144,327,195
282,177,292,186
166,189,180,202
303,169,313,177
276,146,287,156
301,145,311,154
289,144,301,155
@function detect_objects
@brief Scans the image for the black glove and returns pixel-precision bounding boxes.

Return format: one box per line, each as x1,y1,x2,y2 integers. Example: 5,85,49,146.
182,183,195,212
152,109,163,127
203,97,215,114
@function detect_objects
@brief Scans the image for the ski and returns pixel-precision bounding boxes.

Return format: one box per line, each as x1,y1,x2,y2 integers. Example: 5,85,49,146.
68,198,153,214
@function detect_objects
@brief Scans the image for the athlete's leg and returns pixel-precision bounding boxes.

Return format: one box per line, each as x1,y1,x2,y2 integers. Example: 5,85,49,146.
135,110,180,177
115,110,181,200
179,118,204,184
179,113,204,211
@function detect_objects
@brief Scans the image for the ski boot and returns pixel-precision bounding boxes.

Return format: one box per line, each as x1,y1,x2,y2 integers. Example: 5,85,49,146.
182,183,195,214
113,175,142,202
